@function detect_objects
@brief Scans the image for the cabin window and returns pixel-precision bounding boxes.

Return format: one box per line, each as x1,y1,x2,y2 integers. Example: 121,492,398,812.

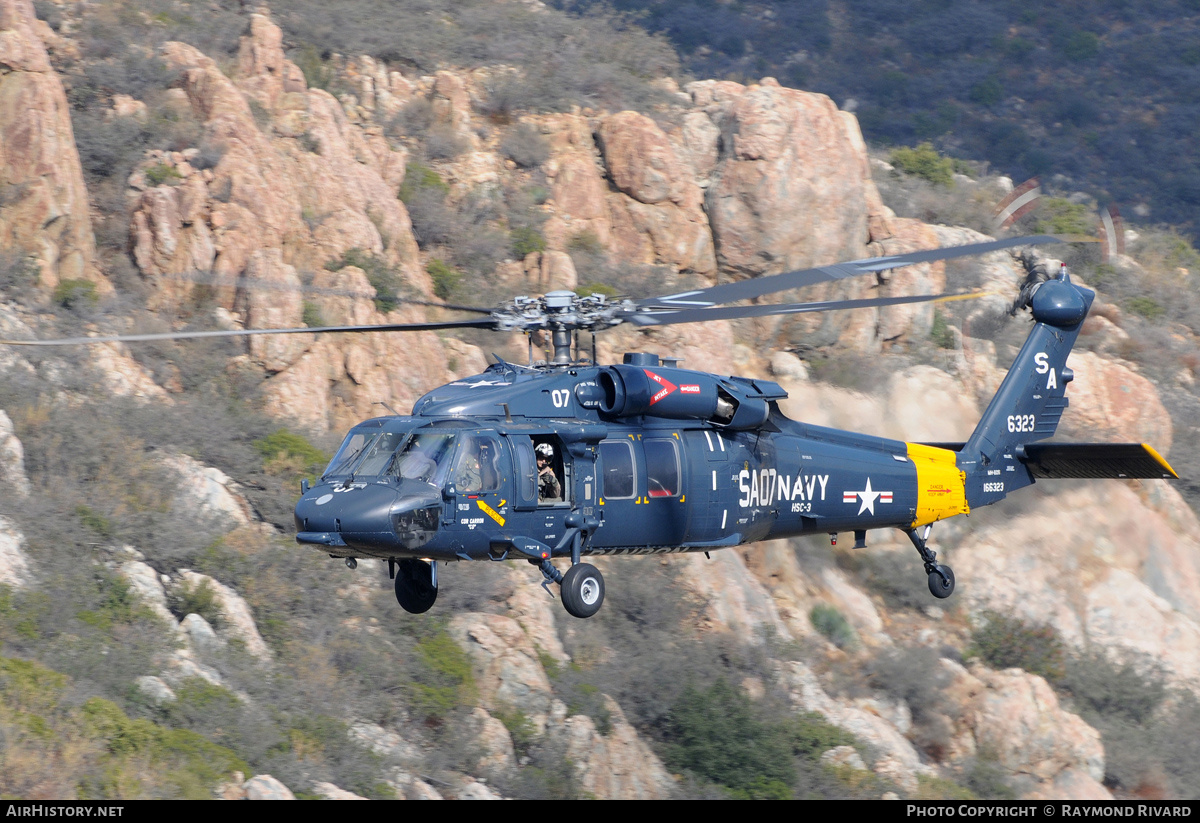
644,438,680,498
533,436,566,504
513,438,537,502
599,440,635,499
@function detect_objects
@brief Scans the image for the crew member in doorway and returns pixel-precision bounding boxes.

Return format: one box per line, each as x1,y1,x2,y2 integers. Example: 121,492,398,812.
536,442,562,502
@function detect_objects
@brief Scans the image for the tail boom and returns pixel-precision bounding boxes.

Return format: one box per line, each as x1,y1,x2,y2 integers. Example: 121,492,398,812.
960,273,1095,508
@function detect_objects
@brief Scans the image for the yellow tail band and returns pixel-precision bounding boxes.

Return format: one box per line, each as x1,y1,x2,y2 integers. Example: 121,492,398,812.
906,442,969,527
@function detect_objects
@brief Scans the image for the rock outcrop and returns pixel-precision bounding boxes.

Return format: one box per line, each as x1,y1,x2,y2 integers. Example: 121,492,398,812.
944,661,1110,800
0,410,30,497
0,515,30,587
4,2,1199,801
0,0,105,292
448,611,675,798
123,13,463,429
176,570,272,662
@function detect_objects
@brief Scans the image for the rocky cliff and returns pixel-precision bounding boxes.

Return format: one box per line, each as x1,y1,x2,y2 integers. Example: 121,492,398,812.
0,0,104,291
0,0,1197,801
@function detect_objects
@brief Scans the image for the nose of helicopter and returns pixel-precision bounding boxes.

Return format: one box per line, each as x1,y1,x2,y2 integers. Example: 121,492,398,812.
295,482,441,555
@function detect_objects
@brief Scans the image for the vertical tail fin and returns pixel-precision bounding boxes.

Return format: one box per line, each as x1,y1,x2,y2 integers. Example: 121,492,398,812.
960,267,1094,507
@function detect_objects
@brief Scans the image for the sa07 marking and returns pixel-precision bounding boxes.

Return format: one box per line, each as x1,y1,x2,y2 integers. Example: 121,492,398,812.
983,482,1005,493
1007,414,1036,433
551,389,571,408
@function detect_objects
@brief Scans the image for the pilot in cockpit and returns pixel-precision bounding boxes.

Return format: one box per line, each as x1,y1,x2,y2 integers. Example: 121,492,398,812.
454,438,484,493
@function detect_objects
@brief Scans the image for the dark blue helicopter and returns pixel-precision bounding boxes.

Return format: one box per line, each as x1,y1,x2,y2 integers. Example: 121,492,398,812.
5,235,1177,618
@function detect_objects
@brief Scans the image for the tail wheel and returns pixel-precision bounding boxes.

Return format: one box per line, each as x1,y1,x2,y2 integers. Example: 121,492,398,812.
561,563,605,618
395,558,438,614
928,564,955,599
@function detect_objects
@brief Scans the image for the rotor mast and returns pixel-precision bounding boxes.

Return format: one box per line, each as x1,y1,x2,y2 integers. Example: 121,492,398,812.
545,291,577,365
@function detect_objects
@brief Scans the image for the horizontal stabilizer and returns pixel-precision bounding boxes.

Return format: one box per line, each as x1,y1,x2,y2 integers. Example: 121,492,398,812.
1019,443,1178,479
917,442,1178,479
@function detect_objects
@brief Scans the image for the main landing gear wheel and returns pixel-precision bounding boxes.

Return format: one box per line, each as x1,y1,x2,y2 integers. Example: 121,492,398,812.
927,564,955,599
906,526,956,601
561,563,605,618
395,558,438,614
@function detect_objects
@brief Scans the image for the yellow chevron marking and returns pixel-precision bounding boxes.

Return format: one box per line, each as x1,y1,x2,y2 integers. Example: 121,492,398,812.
477,499,505,526
907,442,969,527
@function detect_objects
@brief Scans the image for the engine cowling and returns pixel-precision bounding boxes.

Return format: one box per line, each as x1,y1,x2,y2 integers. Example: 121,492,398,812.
596,363,769,429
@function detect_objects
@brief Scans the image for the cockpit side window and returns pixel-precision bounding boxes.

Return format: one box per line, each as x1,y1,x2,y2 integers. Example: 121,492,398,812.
451,435,502,494
388,432,456,485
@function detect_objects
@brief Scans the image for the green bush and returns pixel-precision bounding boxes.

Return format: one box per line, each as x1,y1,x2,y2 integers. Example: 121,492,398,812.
510,225,547,258
324,248,403,312
969,77,1003,107
0,252,40,298
930,310,956,348
52,279,99,310
144,163,182,186
966,612,1066,684
567,230,604,257
253,428,330,486
662,679,796,799
426,258,462,300
410,627,477,721
575,282,620,298
254,429,329,470
83,696,248,799
1126,296,1165,321
1063,31,1100,61
398,162,450,203
1059,650,1165,727
75,504,115,539
810,604,857,649
890,143,955,187
500,123,551,168
662,678,863,799
1034,197,1094,237
964,756,1017,800
168,578,222,626
493,705,538,758
290,43,337,91
301,300,324,328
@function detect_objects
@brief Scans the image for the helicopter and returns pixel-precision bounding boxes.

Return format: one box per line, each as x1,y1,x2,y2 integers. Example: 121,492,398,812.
2,234,1177,618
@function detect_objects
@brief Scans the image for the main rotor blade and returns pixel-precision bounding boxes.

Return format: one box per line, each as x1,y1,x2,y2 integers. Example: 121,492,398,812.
0,318,497,347
630,291,990,326
151,271,497,314
637,235,1061,310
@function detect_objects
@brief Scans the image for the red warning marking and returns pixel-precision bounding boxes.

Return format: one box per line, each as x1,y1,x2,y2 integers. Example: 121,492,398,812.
644,370,678,405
